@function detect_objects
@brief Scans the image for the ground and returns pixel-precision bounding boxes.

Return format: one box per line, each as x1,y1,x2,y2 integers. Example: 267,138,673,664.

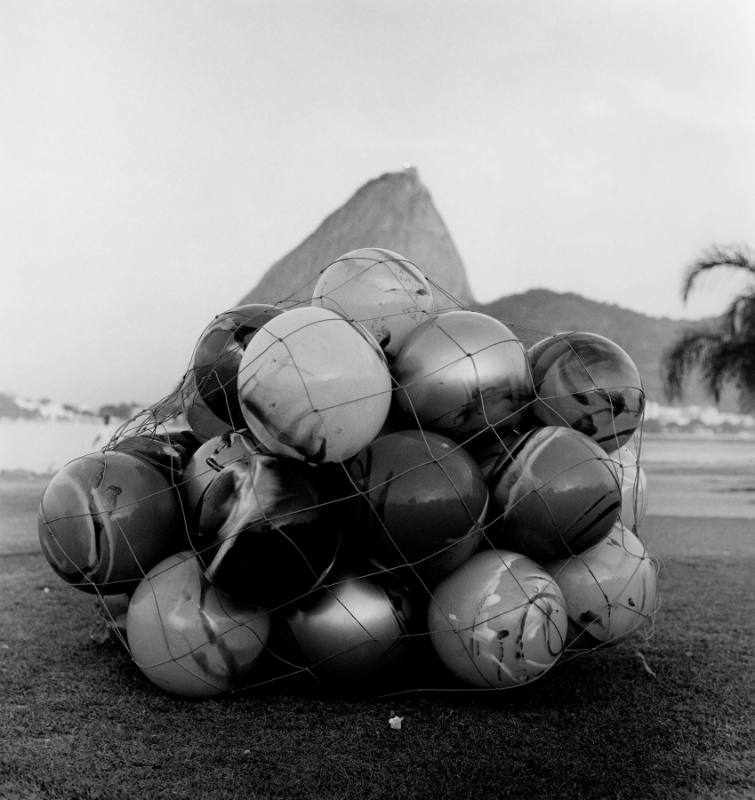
1,433,753,799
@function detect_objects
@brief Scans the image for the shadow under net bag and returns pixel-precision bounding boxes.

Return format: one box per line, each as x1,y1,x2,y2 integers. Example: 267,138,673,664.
37,246,658,699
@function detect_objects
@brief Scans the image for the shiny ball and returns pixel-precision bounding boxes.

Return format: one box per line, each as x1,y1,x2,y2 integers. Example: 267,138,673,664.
427,550,568,688
609,445,648,533
348,430,488,583
312,247,434,358
237,306,392,463
392,310,533,442
38,451,185,594
190,453,340,608
188,304,283,430
179,431,259,522
180,373,236,442
127,552,270,697
111,430,201,484
544,523,658,649
528,331,645,452
278,574,414,689
486,426,622,562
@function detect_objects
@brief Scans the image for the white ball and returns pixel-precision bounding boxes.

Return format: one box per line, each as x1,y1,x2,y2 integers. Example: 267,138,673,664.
427,550,568,688
312,247,434,358
237,306,392,463
608,445,648,532
545,522,658,648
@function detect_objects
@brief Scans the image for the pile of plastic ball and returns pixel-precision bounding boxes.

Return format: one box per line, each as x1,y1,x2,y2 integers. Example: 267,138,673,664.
37,247,658,698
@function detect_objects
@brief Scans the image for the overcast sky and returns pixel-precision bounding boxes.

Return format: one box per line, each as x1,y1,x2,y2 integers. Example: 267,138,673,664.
2,0,754,407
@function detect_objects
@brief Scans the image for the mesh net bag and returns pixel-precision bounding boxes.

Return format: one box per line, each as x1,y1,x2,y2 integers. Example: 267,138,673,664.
37,247,659,699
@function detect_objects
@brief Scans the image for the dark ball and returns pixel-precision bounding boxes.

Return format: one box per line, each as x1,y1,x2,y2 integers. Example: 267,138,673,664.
276,573,415,691
111,430,201,483
486,426,622,561
347,429,488,583
188,304,283,430
38,451,185,594
190,454,341,608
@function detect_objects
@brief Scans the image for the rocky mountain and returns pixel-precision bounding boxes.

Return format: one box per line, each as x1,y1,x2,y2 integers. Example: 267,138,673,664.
238,167,474,309
238,167,724,407
0,164,739,428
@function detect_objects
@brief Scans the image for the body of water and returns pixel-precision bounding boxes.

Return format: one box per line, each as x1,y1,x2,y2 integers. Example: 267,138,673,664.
0,419,113,473
640,432,755,467
1,420,754,474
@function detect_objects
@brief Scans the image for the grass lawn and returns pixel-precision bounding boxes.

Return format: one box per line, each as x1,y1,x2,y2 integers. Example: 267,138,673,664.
1,470,753,799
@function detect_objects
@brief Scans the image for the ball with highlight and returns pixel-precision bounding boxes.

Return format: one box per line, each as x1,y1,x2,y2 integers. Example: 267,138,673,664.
486,426,622,562
312,247,434,358
38,451,185,594
392,310,533,442
427,550,568,688
237,306,392,463
188,304,283,430
545,522,658,649
348,430,488,582
278,574,414,689
179,431,259,522
126,552,270,697
528,331,645,452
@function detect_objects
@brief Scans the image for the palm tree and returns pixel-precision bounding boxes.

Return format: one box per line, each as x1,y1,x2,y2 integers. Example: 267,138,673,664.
662,244,755,411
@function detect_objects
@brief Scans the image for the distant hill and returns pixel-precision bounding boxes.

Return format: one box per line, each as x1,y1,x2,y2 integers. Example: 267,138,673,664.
238,167,730,408
474,288,721,406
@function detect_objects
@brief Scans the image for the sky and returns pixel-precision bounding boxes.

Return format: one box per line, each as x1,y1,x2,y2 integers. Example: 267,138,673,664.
2,0,754,407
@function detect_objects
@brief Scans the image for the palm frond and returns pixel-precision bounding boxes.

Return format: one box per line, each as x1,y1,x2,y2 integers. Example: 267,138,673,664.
661,328,723,401
720,288,755,337
681,244,755,303
698,340,746,404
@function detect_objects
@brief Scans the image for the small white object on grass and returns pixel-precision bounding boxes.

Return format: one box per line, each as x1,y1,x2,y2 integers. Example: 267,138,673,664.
388,715,404,730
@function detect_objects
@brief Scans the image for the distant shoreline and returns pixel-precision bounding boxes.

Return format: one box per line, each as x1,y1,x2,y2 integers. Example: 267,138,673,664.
2,428,753,482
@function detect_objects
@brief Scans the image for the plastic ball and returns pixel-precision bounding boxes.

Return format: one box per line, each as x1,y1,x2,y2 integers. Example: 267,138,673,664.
528,331,645,452
544,523,657,650
188,304,283,429
38,451,185,594
190,453,340,608
179,431,259,521
180,373,236,442
608,445,648,533
311,247,434,358
126,552,270,698
486,426,622,562
277,574,414,689
392,310,533,442
427,550,568,688
348,430,488,583
111,430,201,483
237,306,392,463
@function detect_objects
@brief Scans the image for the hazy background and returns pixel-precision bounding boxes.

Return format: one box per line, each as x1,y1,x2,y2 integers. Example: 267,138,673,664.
2,0,754,407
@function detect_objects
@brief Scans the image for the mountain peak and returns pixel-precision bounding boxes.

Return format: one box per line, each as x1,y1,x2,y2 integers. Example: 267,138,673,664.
239,167,474,308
